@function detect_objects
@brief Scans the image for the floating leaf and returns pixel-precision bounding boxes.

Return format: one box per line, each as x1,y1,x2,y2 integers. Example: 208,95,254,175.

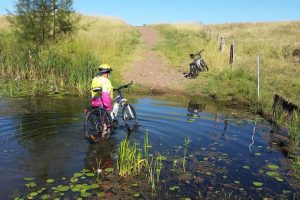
223,176,227,179
81,169,90,173
46,179,54,184
132,183,139,187
24,177,35,181
104,168,114,173
25,182,37,188
169,186,179,191
255,153,262,156
57,185,69,192
70,177,79,183
86,172,95,177
73,172,84,177
266,171,280,177
267,164,279,170
90,183,99,189
97,192,105,198
133,192,140,197
80,191,91,198
275,177,283,182
41,194,51,200
253,182,263,187
28,192,38,197
243,166,250,170
234,180,240,184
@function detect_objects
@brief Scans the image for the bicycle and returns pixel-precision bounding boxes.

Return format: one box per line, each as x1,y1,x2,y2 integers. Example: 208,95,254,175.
84,81,138,141
184,49,208,79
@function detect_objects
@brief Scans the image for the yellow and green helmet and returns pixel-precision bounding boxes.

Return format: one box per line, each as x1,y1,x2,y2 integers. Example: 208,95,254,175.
98,63,113,74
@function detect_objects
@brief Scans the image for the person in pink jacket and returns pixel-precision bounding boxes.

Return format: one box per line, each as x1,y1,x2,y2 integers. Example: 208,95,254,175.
91,64,113,111
90,64,113,139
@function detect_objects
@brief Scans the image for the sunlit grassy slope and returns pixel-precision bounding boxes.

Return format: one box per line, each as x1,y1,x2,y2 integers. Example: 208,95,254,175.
0,15,140,96
153,21,300,109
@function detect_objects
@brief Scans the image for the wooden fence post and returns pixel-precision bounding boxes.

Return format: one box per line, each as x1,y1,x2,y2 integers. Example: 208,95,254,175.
257,55,260,100
219,36,226,52
229,42,235,65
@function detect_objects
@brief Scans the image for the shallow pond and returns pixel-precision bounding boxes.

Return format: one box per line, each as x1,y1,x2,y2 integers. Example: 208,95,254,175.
0,95,299,199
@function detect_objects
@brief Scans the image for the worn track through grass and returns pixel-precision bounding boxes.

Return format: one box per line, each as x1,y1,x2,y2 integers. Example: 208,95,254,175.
124,26,188,93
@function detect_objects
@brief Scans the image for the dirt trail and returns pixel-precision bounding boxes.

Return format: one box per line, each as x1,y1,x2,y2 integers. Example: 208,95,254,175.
124,26,187,93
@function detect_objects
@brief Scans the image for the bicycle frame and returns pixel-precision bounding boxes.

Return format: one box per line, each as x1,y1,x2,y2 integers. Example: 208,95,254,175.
110,83,134,120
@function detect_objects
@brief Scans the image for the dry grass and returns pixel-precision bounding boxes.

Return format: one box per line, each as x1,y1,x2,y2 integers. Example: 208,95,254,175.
153,21,300,109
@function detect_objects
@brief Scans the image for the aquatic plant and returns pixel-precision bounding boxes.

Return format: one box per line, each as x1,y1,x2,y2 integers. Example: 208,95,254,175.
144,130,151,167
288,112,300,151
90,158,102,183
182,137,191,172
117,139,145,176
146,153,163,192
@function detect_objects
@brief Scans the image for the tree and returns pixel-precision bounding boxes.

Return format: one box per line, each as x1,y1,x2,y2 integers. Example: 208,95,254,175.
7,0,78,50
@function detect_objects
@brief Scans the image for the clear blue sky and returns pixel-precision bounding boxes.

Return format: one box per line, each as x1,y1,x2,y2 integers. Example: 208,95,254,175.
0,0,299,25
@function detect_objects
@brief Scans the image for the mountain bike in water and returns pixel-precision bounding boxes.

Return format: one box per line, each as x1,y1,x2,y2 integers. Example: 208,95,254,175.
84,81,138,141
184,49,209,79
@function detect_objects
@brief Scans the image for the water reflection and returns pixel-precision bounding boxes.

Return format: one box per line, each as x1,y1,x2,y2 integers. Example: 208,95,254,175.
186,100,206,121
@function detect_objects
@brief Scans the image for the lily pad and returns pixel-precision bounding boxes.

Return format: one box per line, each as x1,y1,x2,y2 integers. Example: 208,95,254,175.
243,166,250,170
73,172,84,177
169,186,179,191
28,192,38,197
132,183,139,187
25,182,37,188
90,183,99,189
56,185,69,192
24,177,35,181
70,177,79,183
255,153,262,156
253,182,263,187
80,191,91,198
104,168,114,173
41,194,51,200
267,164,279,170
97,192,105,198
46,179,54,184
81,169,90,173
234,180,240,184
86,172,95,177
133,192,140,197
275,177,284,182
266,171,280,177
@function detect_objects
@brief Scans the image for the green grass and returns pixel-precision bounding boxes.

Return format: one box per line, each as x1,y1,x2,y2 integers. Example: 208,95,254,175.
153,21,300,111
0,15,140,96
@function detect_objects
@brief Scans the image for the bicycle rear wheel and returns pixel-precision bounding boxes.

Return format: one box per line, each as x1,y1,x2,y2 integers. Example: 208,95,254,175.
190,64,199,78
84,107,113,141
122,103,138,132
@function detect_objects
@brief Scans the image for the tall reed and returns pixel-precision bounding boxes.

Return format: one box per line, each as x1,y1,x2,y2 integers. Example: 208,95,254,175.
0,16,140,96
288,112,300,151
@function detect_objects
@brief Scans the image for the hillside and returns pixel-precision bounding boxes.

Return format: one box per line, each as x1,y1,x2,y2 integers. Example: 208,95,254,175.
153,21,300,109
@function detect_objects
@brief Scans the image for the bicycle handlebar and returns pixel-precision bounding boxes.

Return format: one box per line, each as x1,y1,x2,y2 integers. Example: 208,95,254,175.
113,81,133,92
190,49,205,58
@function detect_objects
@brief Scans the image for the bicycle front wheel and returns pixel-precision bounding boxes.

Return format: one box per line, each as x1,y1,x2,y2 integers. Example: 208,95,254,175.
201,60,208,71
122,103,138,132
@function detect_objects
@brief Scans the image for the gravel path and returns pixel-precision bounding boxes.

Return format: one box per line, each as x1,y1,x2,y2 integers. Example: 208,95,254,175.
124,26,188,93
